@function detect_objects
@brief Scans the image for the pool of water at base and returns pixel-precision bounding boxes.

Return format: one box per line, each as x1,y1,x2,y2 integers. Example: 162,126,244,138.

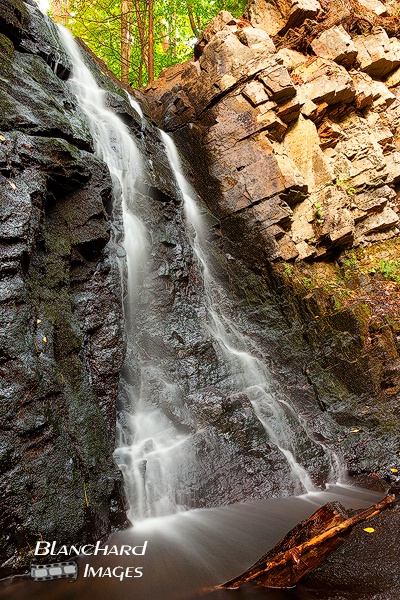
0,484,384,600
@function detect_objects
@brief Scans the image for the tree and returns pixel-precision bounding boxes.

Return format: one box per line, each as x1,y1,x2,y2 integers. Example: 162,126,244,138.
51,0,68,23
53,0,248,87
121,0,132,83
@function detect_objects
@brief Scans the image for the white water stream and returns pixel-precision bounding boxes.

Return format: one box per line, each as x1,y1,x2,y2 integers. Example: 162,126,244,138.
59,26,340,523
160,132,321,494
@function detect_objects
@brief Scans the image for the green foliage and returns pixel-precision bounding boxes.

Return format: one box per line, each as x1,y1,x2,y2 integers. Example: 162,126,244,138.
335,177,350,187
313,201,323,225
375,259,400,283
342,251,358,268
55,0,247,87
301,277,313,289
282,262,293,278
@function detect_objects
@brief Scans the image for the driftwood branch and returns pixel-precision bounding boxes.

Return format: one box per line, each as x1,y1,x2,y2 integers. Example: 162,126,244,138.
218,492,396,589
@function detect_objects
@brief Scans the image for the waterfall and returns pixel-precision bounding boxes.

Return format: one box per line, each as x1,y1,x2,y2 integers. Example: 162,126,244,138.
159,131,319,494
59,26,339,524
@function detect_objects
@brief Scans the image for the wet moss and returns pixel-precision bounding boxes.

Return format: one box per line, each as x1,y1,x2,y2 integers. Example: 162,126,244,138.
0,33,14,58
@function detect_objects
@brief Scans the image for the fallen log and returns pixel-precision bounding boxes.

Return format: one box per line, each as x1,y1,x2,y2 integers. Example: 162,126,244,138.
219,491,396,589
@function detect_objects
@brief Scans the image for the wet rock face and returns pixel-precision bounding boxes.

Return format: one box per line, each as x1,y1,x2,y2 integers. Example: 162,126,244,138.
0,0,126,577
0,0,326,575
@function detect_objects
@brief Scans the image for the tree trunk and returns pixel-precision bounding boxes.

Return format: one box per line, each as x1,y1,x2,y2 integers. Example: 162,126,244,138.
133,0,148,84
148,0,155,83
187,1,199,37
121,0,132,84
219,492,396,589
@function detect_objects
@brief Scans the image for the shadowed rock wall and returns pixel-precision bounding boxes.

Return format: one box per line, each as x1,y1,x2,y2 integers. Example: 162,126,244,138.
0,0,127,576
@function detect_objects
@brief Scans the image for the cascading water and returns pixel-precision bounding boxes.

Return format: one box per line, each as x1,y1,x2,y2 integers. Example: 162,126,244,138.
59,26,340,524
58,27,190,521
159,131,340,494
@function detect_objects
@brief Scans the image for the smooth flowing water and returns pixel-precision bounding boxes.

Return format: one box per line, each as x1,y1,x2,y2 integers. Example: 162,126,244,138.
159,131,341,494
5,12,389,600
0,485,383,600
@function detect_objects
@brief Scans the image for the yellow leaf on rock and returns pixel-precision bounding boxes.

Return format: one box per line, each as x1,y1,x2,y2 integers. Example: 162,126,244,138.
363,527,375,533
43,337,47,343
390,468,398,473
349,428,360,433
0,135,5,141
36,319,42,324
8,181,16,190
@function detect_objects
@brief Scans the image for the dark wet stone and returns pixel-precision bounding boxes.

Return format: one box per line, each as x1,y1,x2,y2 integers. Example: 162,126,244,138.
0,1,125,577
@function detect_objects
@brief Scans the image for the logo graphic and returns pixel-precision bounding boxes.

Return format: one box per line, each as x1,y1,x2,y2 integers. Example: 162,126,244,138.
30,560,78,582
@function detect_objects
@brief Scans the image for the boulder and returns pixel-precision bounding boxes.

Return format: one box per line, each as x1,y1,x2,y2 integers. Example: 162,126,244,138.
206,137,292,216
194,10,236,58
0,45,91,150
244,0,321,37
277,47,308,71
328,223,355,248
283,115,334,192
192,30,277,112
366,113,394,149
276,233,299,260
294,58,355,106
329,114,390,189
276,96,301,123
310,185,355,249
272,145,308,205
143,0,400,265
252,195,293,229
291,197,317,243
258,57,296,103
318,120,345,149
0,0,71,77
351,71,374,109
257,109,288,142
242,80,270,106
351,185,395,222
299,96,322,120
285,0,322,31
243,0,286,37
353,28,400,79
311,26,358,68
384,151,400,183
358,0,388,16
295,240,317,259
236,26,276,53
356,206,399,239
370,81,396,111
385,66,400,88
204,94,275,150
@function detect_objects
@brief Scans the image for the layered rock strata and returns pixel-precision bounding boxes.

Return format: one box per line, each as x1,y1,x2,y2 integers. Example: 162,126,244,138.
143,3,400,264
142,0,400,483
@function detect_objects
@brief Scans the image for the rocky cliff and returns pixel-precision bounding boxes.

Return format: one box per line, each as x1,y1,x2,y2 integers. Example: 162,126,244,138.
0,0,129,576
2,0,400,580
142,0,400,480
